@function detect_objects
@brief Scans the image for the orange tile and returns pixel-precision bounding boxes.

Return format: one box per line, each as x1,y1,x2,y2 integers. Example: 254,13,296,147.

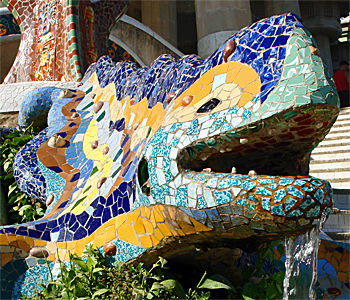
67,241,77,251
176,229,186,236
154,228,164,241
75,241,85,257
94,225,106,236
24,237,34,247
149,235,159,246
330,256,339,269
191,84,212,106
134,217,146,235
57,242,67,249
150,212,157,227
47,254,56,262
237,92,254,107
325,251,333,262
226,65,243,84
234,65,259,88
117,223,128,242
144,207,151,219
93,233,106,248
244,79,261,94
126,227,141,246
190,217,212,232
338,259,350,273
158,223,173,237
0,234,8,245
153,207,164,223
214,63,229,76
138,235,152,248
142,218,154,233
318,250,326,260
9,241,18,248
115,214,127,229
131,208,141,221
17,239,30,252
84,233,95,245
333,250,343,263
201,68,215,86
7,235,17,242
178,221,196,234
1,253,13,266
337,271,348,283
106,225,117,241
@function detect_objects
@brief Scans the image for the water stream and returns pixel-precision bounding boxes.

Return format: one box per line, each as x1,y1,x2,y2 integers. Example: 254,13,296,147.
282,218,326,300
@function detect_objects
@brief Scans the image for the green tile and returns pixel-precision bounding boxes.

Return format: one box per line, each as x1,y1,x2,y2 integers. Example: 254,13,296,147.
310,91,325,104
305,73,315,85
288,75,305,87
265,93,280,103
275,83,286,95
282,87,296,102
295,95,310,106
304,36,312,46
296,86,307,95
319,86,332,98
329,94,339,107
12,8,18,18
286,45,298,56
296,38,306,48
2,0,8,6
300,56,311,64
96,111,106,122
288,36,298,45
296,64,310,75
308,85,317,93
293,28,305,35
282,66,297,79
285,52,299,66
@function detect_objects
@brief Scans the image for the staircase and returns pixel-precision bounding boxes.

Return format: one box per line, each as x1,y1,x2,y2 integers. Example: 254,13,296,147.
310,107,350,241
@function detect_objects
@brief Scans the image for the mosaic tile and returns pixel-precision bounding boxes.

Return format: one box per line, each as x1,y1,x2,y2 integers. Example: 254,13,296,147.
0,10,345,299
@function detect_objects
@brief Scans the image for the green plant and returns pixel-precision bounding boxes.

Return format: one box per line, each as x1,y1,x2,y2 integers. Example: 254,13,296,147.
230,240,286,300
0,125,45,224
24,245,236,300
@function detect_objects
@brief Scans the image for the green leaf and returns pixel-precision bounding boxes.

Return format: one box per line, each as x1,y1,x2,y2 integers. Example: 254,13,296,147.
277,244,285,256
266,281,278,299
242,282,257,300
72,257,88,272
159,279,185,298
270,272,285,283
75,281,88,297
158,256,167,268
92,288,109,299
199,274,235,291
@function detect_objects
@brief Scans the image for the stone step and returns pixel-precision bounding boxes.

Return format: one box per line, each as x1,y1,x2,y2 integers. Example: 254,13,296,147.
323,208,350,234
311,150,350,161
316,138,350,147
312,144,350,153
328,126,350,135
309,158,350,171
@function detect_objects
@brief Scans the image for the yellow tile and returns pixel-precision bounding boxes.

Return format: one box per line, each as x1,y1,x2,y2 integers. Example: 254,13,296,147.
67,241,77,251
191,85,213,106
178,221,196,235
95,225,106,236
1,253,13,266
140,206,145,216
134,217,146,235
201,68,215,86
150,212,157,227
57,249,67,262
154,228,164,241
57,242,67,249
127,213,132,225
153,207,164,223
214,63,229,75
226,65,243,84
234,65,259,88
106,225,117,241
149,235,159,246
34,239,47,247
75,241,86,257
126,227,141,246
176,229,186,236
227,61,242,71
7,235,17,242
117,223,128,242
24,237,34,247
131,209,141,221
47,254,56,262
84,233,95,245
187,79,203,95
244,79,261,94
138,235,152,248
237,92,254,107
115,214,127,229
142,218,154,233
158,223,173,237
0,234,8,245
190,217,213,232
93,233,106,248
144,207,151,219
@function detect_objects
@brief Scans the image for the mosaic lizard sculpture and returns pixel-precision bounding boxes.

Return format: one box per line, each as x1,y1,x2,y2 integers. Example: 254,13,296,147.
1,13,346,299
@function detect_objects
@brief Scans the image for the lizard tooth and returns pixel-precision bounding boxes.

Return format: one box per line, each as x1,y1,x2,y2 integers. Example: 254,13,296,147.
219,149,226,153
93,101,103,113
240,138,248,144
91,140,99,149
182,95,194,106
97,177,107,189
231,167,237,174
59,89,73,98
203,168,211,172
248,170,257,177
165,92,176,104
71,112,79,118
223,39,236,63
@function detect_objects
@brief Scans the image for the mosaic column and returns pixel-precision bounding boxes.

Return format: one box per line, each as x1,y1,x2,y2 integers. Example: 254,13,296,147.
300,1,342,74
195,0,252,58
141,0,177,47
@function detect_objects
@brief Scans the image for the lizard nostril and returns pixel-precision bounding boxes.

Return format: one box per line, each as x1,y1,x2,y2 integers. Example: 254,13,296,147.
196,98,221,113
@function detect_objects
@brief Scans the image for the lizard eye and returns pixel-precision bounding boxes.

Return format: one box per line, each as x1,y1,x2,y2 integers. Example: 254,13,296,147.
196,98,221,113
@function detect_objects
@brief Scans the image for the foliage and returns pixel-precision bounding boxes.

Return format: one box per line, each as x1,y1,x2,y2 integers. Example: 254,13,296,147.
231,240,286,300
23,245,235,300
23,241,285,300
0,125,45,224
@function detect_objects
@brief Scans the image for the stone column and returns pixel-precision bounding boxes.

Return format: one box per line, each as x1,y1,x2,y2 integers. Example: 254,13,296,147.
195,0,252,58
141,0,177,47
300,1,342,74
264,0,301,16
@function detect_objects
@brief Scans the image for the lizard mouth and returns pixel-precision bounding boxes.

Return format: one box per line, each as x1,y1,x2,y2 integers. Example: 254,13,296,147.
178,104,338,177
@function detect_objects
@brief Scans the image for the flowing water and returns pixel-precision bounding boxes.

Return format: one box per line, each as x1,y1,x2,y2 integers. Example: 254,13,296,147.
282,217,327,300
